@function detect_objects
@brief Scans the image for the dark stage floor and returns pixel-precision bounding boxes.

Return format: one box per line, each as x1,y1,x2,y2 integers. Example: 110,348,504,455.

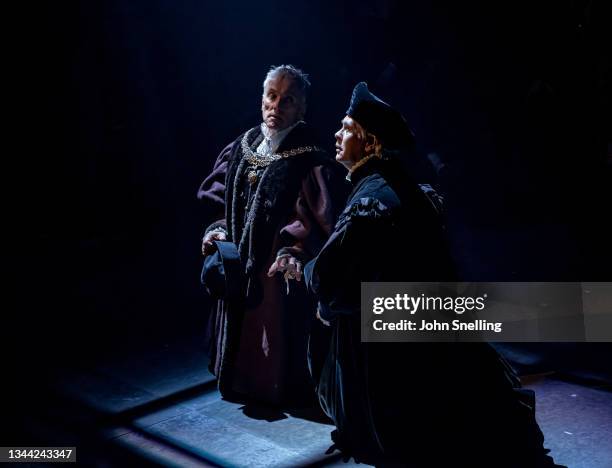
9,336,612,468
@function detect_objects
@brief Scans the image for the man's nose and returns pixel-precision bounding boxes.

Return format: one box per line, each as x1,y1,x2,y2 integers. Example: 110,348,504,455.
334,130,341,142
269,97,280,110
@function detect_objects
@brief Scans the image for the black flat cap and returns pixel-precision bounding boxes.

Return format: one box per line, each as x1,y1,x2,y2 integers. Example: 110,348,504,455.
201,241,244,299
346,82,414,150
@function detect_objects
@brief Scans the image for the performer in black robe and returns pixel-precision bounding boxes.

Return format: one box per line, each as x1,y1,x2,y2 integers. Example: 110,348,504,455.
304,82,564,467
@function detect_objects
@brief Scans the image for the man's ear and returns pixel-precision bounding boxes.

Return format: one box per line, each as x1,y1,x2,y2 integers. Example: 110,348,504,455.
364,133,379,154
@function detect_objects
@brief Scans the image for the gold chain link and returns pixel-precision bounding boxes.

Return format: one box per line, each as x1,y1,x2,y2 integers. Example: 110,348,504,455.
241,128,322,168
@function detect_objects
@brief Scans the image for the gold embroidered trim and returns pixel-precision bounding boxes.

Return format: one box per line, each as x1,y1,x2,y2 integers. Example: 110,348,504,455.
241,128,322,169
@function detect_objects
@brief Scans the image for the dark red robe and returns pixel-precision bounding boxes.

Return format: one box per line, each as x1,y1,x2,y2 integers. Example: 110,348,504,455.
198,122,348,406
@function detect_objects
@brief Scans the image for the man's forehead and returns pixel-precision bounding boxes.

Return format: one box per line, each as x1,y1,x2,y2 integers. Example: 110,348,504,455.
264,75,299,94
342,116,354,126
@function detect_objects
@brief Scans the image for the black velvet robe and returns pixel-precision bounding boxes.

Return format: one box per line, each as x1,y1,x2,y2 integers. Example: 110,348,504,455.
305,157,562,467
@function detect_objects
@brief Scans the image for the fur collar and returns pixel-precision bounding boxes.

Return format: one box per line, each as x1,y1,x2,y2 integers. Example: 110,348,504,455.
225,122,330,278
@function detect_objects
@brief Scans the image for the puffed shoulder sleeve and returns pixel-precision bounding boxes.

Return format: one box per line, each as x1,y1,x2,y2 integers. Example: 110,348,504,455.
197,142,234,205
336,197,392,227
197,141,234,233
306,196,393,321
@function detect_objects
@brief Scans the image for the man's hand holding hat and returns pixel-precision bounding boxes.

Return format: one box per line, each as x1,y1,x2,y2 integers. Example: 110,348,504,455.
202,228,227,256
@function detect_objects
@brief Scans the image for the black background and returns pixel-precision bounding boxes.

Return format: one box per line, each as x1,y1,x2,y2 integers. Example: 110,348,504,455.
5,0,612,396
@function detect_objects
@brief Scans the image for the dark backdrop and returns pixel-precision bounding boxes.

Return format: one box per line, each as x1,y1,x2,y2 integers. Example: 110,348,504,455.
7,0,612,381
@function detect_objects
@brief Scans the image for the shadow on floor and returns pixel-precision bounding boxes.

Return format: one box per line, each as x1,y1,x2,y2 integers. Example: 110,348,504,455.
6,335,612,468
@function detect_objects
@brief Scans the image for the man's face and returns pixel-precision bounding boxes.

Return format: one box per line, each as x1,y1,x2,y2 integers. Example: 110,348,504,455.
335,116,365,169
261,75,304,132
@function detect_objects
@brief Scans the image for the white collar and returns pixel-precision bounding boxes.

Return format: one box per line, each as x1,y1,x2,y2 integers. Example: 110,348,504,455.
260,120,303,153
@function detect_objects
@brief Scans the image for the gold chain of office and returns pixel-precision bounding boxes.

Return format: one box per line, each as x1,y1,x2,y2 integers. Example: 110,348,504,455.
241,128,322,176
241,128,323,185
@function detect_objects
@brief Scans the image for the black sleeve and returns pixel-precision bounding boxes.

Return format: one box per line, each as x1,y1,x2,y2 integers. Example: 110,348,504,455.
314,213,390,322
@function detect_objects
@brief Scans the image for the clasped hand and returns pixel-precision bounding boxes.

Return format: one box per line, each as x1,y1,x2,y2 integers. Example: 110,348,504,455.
267,254,302,282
